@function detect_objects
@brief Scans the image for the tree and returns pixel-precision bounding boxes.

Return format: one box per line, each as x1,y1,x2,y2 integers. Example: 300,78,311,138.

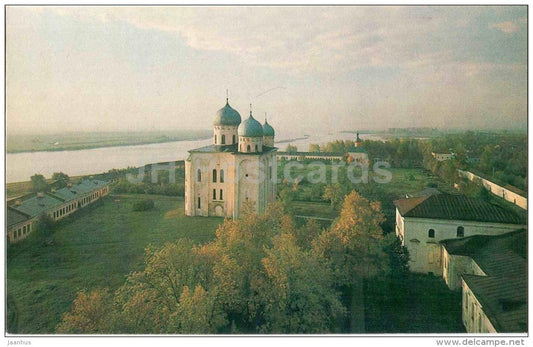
308,143,321,152
52,172,69,188
314,190,388,285
285,144,298,153
257,233,345,333
56,288,115,334
322,183,344,210
30,174,49,192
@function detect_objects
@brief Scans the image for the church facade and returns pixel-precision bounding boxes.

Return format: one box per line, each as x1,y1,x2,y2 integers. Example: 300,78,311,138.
185,98,277,218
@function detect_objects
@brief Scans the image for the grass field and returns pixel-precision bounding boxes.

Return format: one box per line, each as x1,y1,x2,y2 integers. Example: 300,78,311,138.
5,181,34,199
6,194,223,334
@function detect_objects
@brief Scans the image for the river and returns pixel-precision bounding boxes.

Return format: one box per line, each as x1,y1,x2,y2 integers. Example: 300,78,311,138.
6,131,383,183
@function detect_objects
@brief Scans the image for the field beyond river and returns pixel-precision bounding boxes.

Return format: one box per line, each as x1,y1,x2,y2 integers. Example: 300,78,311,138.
6,130,212,153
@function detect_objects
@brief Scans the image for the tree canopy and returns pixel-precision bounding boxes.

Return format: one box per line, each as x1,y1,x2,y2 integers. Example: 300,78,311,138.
57,195,396,334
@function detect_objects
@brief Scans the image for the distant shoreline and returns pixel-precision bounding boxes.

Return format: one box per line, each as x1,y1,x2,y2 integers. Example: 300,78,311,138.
6,131,212,154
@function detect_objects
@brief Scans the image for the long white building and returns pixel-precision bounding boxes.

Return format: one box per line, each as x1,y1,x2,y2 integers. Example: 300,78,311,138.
394,192,526,275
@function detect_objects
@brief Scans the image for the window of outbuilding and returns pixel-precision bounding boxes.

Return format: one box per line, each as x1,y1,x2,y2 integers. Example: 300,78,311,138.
457,226,464,238
428,229,435,238
222,135,226,144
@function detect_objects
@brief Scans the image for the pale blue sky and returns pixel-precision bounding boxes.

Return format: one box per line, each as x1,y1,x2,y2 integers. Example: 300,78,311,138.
6,6,527,134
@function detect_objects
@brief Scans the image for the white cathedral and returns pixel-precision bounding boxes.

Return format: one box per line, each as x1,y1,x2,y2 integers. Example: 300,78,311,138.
185,97,277,218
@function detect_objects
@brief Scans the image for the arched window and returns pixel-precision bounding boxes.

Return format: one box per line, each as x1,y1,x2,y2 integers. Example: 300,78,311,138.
220,169,224,183
255,144,258,152
213,189,217,200
197,197,201,209
213,169,217,183
247,145,251,152
197,169,201,182
457,226,464,237
233,135,236,144
219,189,223,200
222,135,226,144
428,229,435,238
214,135,217,144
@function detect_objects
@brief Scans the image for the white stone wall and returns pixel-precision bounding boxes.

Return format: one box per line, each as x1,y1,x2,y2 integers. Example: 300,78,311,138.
458,169,527,210
7,218,37,244
186,152,235,217
213,125,238,145
462,279,497,333
185,149,277,218
443,250,487,291
238,136,263,153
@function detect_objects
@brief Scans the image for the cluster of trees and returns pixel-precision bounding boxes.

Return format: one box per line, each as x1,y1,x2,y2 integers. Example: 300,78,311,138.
57,192,404,334
310,131,526,191
420,131,527,191
284,144,298,153
112,163,186,197
30,172,70,192
308,139,423,168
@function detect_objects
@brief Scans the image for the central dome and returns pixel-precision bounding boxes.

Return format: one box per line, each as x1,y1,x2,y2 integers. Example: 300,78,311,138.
238,113,264,137
214,100,241,126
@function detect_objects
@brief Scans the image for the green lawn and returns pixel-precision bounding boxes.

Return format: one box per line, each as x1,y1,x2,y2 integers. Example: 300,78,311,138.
7,194,223,334
376,168,455,200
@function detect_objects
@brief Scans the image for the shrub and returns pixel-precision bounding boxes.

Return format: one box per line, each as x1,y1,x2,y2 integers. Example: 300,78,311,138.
132,199,154,212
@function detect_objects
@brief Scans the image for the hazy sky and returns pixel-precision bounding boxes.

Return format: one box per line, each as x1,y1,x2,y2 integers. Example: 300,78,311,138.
6,6,527,135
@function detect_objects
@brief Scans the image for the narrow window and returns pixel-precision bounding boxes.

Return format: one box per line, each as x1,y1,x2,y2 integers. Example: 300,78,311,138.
232,135,236,144
247,145,251,152
214,135,217,144
222,135,226,144
213,169,217,183
197,197,201,209
220,170,224,183
197,169,202,182
213,189,217,200
457,226,464,238
255,144,258,152
220,189,223,200
428,229,435,238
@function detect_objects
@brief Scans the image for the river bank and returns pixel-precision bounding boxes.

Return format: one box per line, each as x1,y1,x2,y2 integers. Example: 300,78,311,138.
6,130,212,154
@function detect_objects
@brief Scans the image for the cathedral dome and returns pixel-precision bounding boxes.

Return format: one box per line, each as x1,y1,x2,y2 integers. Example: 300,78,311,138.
213,100,241,126
263,120,275,137
238,113,264,137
